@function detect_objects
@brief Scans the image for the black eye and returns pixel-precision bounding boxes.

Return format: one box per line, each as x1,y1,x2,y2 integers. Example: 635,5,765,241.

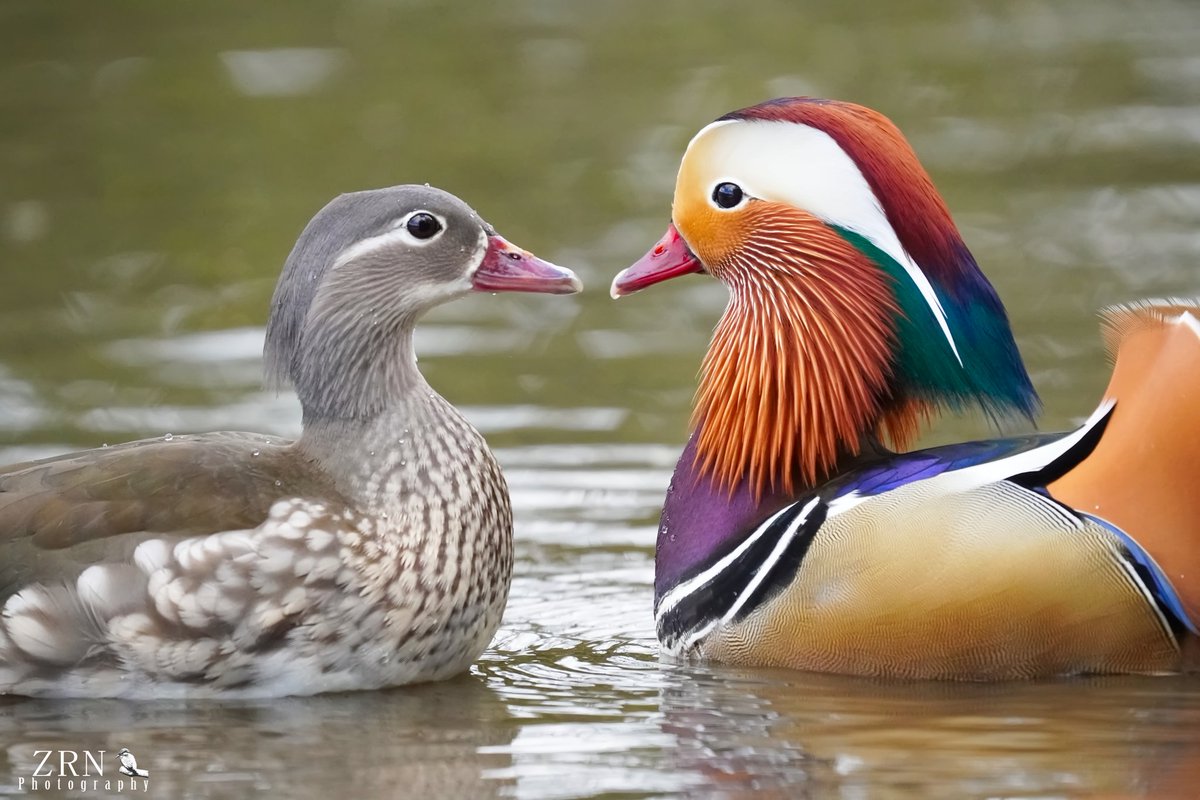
406,212,442,240
712,182,744,209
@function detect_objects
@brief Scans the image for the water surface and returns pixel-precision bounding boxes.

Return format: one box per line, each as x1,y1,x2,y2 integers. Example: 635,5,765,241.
2,1,1200,797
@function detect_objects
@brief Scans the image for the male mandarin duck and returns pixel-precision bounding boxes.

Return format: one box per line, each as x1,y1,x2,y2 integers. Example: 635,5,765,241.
0,185,582,697
611,97,1200,680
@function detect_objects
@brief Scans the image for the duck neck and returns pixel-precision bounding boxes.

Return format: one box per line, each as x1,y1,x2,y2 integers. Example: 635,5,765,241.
292,313,426,423
297,381,456,506
293,326,484,514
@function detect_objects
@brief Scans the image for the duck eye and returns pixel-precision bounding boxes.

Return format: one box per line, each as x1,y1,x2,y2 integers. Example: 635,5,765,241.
406,212,442,240
712,182,744,209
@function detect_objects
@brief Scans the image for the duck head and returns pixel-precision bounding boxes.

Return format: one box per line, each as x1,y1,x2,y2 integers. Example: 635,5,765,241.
265,184,581,422
613,98,1037,496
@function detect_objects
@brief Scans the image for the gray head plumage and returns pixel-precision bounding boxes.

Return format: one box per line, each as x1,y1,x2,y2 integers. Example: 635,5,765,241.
263,185,492,421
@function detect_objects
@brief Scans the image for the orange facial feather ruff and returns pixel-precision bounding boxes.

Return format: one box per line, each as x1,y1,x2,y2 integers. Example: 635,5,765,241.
687,202,898,496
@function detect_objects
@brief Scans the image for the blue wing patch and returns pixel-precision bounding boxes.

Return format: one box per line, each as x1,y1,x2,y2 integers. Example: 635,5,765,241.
831,433,1067,500
1085,512,1198,637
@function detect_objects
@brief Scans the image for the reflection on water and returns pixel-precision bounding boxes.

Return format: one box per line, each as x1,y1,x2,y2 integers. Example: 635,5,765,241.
656,671,1200,799
1,679,517,798
3,0,1200,797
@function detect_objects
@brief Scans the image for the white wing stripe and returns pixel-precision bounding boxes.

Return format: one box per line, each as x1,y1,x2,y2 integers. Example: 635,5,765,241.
932,398,1115,492
655,502,792,621
827,397,1116,519
720,497,820,625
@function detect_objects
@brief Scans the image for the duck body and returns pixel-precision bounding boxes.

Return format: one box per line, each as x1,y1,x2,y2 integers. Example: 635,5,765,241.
656,404,1193,680
0,185,581,697
614,98,1200,680
0,394,508,698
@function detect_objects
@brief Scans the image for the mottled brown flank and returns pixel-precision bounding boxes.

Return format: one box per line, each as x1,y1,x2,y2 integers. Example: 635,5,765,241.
692,202,898,496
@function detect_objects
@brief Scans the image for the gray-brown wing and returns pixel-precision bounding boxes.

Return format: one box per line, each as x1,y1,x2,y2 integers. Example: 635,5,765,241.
0,432,341,603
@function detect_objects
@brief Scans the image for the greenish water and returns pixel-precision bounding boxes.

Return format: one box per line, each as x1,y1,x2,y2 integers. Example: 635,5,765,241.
3,1,1200,797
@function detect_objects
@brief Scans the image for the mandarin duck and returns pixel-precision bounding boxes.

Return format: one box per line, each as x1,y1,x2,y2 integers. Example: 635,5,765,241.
0,185,581,697
612,97,1200,680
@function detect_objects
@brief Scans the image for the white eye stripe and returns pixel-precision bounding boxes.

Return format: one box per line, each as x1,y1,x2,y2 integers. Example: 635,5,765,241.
332,211,448,268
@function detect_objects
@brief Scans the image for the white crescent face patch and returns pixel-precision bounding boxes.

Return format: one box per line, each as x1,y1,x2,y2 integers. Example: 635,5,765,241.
680,119,963,365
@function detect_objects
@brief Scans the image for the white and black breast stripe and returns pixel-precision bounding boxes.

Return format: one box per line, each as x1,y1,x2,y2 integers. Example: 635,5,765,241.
657,497,824,652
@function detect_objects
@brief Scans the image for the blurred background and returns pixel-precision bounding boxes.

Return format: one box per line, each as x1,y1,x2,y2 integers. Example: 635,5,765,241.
2,1,1200,798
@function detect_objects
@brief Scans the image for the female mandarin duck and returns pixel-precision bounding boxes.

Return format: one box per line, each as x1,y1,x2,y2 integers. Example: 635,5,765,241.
0,185,581,697
612,97,1200,680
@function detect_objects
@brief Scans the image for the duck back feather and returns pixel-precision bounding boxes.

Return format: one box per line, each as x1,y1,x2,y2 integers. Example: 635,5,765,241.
1050,299,1200,623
